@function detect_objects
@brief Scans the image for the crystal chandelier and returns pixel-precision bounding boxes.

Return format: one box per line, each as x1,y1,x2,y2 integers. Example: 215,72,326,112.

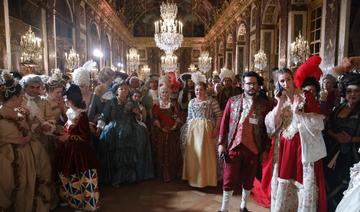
139,64,151,80
198,51,212,74
126,48,140,73
188,63,197,72
290,32,310,66
64,47,80,70
254,49,267,71
161,53,178,72
20,26,42,65
154,1,183,54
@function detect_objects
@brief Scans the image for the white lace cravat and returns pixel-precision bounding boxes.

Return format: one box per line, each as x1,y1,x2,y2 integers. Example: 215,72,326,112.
24,93,43,120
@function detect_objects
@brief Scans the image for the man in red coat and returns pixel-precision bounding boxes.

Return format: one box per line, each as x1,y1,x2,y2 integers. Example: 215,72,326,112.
218,71,272,212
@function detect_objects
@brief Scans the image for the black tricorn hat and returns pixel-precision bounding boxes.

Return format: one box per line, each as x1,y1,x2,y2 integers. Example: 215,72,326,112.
179,72,192,83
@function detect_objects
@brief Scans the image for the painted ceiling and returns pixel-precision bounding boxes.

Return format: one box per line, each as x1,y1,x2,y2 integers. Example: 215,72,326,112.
112,0,230,37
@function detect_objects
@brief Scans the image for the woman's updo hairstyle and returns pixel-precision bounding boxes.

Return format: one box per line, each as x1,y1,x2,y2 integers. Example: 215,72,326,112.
338,71,360,97
64,84,86,109
0,71,22,102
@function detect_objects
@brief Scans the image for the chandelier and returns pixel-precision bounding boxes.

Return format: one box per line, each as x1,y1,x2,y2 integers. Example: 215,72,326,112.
64,47,80,70
290,32,310,66
138,64,151,80
161,53,178,72
154,1,183,54
126,48,140,73
254,49,267,71
198,51,212,74
20,26,42,65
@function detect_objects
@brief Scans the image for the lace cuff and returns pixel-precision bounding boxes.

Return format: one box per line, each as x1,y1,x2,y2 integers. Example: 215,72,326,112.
97,120,105,129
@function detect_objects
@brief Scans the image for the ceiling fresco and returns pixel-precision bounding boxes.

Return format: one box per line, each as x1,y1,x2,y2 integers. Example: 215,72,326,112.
112,0,230,37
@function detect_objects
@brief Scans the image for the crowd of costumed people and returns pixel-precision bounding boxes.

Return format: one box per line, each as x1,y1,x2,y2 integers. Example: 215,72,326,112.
0,55,359,212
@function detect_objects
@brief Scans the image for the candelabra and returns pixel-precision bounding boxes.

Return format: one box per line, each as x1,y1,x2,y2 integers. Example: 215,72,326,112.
64,47,80,71
161,53,178,72
154,1,183,54
139,64,151,80
254,49,267,75
126,48,140,73
20,26,43,65
290,32,310,66
198,51,212,74
188,63,197,72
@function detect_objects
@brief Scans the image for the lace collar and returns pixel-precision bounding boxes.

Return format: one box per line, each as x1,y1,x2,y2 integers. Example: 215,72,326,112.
66,107,85,126
159,99,171,109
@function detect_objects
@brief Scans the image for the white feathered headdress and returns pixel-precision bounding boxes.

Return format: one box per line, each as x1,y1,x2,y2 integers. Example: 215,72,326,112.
191,71,207,84
219,67,235,81
72,60,97,87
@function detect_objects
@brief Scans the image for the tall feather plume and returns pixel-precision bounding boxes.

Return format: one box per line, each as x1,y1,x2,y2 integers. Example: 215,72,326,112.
294,55,323,88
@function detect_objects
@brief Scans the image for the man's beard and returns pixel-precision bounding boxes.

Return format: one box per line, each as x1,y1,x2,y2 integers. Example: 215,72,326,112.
244,89,257,96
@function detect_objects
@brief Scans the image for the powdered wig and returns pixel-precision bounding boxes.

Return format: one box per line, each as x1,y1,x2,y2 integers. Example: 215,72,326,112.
159,85,170,93
20,74,43,88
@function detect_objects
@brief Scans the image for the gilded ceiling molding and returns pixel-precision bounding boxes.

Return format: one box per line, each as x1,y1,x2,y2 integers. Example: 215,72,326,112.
85,0,134,45
205,0,254,45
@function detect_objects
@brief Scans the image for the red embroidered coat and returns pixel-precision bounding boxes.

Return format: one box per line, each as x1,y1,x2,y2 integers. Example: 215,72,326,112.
218,94,272,154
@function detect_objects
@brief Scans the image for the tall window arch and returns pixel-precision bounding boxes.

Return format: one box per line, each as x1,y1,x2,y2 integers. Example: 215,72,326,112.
103,34,111,67
89,23,100,68
55,0,74,70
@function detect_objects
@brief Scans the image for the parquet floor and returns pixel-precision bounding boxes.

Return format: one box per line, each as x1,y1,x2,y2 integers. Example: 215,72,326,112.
55,179,270,212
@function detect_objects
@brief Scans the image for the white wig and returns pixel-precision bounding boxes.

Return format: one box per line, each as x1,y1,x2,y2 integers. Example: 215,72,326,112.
20,74,43,88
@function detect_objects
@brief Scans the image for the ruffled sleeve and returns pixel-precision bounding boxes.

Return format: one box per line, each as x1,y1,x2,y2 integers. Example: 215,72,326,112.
265,109,277,137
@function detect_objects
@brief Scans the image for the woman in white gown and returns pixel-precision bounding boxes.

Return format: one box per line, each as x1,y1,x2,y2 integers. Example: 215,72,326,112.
336,148,360,212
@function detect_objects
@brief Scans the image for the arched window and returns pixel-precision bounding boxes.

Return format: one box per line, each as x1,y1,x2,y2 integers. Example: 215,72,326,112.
89,23,100,68
55,0,74,70
103,34,111,67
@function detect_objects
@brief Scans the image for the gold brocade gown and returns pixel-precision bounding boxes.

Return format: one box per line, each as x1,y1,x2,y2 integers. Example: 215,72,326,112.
0,108,51,212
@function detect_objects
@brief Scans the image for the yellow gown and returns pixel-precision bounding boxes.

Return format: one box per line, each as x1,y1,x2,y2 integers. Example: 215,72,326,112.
0,108,51,212
182,98,222,188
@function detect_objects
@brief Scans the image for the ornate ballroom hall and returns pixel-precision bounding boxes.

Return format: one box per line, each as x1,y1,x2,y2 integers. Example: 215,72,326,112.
0,0,359,212
1,0,359,77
